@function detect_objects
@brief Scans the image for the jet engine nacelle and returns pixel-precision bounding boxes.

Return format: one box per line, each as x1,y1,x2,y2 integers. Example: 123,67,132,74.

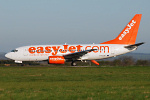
48,56,65,64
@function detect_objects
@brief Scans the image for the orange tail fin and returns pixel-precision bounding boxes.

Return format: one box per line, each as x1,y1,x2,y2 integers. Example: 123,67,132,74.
101,14,142,45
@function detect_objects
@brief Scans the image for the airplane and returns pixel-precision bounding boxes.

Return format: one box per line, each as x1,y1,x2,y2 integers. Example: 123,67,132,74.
5,14,144,66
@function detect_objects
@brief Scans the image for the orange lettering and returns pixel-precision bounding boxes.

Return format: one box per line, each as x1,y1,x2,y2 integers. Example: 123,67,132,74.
28,47,36,54
92,46,99,53
52,46,60,55
85,46,91,53
69,46,76,53
60,45,68,53
85,46,91,50
37,47,44,53
100,46,109,53
76,45,83,51
45,46,51,53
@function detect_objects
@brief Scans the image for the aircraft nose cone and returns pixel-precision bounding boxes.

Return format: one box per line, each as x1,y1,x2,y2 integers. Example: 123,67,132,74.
5,53,11,59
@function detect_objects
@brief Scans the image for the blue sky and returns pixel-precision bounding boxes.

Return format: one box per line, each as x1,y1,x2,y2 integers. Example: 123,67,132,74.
0,0,150,53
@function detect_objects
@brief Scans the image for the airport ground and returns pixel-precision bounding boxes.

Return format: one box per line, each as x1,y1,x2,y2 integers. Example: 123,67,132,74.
0,66,150,100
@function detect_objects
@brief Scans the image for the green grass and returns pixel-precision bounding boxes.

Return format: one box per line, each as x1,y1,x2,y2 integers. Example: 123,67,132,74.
0,66,150,100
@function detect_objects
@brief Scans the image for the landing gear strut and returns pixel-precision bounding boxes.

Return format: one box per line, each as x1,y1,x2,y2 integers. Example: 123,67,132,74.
71,62,77,66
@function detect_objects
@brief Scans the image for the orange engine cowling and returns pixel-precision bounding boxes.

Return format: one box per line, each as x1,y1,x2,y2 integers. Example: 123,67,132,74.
48,56,65,64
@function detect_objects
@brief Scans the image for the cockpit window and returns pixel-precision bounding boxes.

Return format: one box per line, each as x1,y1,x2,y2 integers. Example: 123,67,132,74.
11,49,18,52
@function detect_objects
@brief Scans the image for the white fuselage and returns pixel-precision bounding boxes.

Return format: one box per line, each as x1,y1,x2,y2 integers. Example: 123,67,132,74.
5,14,142,65
5,44,136,62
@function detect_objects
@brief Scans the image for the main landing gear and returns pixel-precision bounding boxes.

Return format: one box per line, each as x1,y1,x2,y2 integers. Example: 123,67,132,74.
71,62,77,66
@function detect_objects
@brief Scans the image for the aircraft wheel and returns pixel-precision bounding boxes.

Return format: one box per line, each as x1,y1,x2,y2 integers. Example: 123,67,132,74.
71,62,77,66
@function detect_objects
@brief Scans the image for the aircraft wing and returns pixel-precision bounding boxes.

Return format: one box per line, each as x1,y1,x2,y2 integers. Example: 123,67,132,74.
63,49,96,61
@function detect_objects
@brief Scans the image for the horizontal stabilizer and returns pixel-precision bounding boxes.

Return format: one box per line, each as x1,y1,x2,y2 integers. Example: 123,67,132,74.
124,42,144,48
